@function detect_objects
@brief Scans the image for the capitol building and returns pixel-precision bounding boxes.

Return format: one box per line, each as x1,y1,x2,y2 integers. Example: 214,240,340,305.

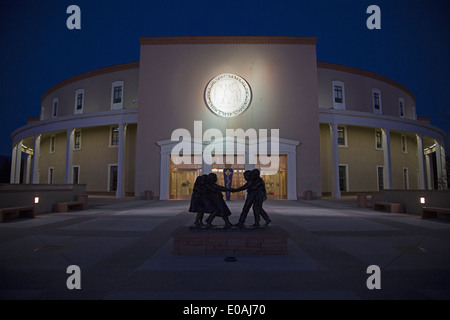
10,37,447,200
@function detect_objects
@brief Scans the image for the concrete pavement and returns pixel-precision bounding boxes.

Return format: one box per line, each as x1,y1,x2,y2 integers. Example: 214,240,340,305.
0,198,449,300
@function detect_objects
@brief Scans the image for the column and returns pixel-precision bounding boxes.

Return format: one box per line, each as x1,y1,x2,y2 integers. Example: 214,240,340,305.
382,128,392,189
416,134,426,190
425,153,432,190
25,153,32,184
65,129,75,184
10,144,17,184
116,123,127,198
440,144,448,189
435,140,444,189
330,123,341,199
160,150,170,200
287,151,297,200
32,134,41,184
14,141,23,184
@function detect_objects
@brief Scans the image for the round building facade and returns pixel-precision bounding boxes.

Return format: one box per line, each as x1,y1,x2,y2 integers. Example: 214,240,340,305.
10,37,447,200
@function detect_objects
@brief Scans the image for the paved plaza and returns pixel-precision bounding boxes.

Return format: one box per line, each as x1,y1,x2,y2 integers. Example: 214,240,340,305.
0,197,449,300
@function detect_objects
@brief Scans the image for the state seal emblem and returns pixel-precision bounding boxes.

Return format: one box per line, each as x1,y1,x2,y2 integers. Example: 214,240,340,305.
204,73,252,118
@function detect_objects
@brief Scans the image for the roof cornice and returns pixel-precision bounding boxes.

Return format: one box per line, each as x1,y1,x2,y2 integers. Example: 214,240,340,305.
140,36,317,45
317,61,416,102
41,61,140,104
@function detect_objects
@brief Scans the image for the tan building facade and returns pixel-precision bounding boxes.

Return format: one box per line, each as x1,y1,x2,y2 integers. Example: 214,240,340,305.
10,37,447,199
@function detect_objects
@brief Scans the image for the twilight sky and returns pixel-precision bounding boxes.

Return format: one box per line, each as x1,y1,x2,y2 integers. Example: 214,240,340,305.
1,0,449,156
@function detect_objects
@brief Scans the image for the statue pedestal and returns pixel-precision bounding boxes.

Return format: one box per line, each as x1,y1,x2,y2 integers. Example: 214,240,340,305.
171,226,289,255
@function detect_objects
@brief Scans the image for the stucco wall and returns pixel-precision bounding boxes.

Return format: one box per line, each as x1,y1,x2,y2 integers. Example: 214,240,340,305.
317,66,416,119
136,38,321,199
41,65,139,119
321,125,421,193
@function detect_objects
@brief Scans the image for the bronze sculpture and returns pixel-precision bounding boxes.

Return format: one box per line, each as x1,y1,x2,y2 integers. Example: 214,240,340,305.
188,169,271,229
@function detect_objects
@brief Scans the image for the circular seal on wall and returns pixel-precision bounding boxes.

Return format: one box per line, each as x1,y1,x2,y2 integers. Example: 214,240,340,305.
204,73,252,118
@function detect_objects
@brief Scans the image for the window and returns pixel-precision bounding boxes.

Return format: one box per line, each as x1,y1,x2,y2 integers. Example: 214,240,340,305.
111,81,124,110
72,166,80,184
110,127,119,146
377,166,384,191
332,81,345,110
372,89,382,114
401,135,407,153
334,86,343,103
403,167,409,189
40,105,45,120
399,97,405,118
50,135,56,153
48,167,54,184
337,126,347,146
375,130,383,150
109,165,118,192
339,165,348,192
74,130,81,150
52,98,58,118
76,94,83,109
114,86,122,103
74,89,84,114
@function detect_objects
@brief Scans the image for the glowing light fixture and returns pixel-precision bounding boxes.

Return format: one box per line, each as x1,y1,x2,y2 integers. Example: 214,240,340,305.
34,197,40,204
420,197,426,204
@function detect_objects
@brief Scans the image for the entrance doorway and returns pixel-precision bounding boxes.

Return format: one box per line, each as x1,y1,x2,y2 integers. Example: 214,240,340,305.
256,155,287,199
168,155,288,200
169,156,202,200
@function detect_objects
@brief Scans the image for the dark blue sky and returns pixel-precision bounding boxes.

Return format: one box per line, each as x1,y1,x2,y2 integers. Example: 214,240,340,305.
1,0,449,156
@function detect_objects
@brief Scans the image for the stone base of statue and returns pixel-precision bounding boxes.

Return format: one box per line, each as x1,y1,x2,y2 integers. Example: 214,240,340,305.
171,225,289,255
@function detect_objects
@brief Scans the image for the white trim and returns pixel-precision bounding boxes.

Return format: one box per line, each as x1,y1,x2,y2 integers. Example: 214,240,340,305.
111,81,124,111
65,129,75,184
74,88,85,114
317,109,445,142
10,144,17,184
52,98,59,118
372,88,382,115
157,136,299,200
330,123,341,199
48,167,54,184
381,128,392,189
108,164,118,192
12,109,138,143
72,165,80,184
32,134,41,184
416,134,426,190
332,80,346,110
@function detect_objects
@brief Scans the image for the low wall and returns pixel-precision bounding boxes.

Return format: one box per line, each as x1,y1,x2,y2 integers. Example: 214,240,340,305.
372,189,450,215
171,226,289,255
0,184,87,214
